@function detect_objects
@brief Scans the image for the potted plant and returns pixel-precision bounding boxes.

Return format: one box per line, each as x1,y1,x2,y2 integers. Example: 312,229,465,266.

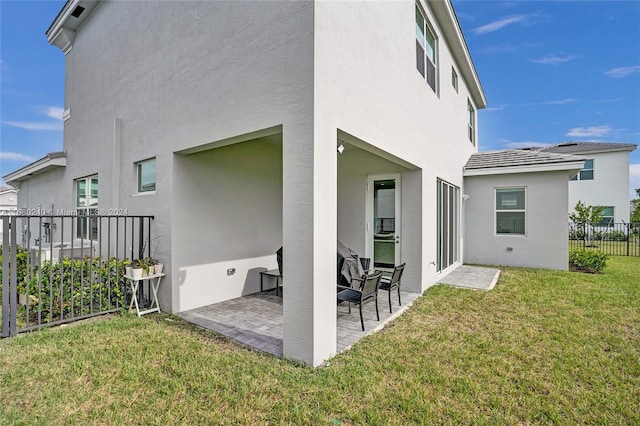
138,236,163,275
149,238,163,274
153,260,163,274
131,258,146,279
145,257,158,275
123,258,132,277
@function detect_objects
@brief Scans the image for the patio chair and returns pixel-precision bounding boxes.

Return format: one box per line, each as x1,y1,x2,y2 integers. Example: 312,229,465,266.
337,270,383,331
377,263,405,313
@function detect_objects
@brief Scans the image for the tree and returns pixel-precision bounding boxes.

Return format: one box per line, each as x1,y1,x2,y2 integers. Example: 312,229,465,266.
570,201,606,246
631,188,640,223
570,201,605,225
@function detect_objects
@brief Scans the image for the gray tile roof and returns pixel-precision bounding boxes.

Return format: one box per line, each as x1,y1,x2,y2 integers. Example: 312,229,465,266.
540,141,637,154
465,149,585,170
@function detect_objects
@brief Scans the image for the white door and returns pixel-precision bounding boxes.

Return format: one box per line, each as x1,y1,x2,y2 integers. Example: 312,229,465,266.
366,174,401,270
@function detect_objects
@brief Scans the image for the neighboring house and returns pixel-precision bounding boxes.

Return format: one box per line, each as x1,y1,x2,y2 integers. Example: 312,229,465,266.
538,142,637,223
0,185,17,211
0,185,18,243
2,0,579,366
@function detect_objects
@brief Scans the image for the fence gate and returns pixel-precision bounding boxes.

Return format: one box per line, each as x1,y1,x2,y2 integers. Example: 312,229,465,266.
569,221,640,257
1,214,154,338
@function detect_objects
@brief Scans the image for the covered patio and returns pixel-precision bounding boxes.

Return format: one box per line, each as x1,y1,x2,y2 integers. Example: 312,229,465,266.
171,125,423,365
178,289,421,358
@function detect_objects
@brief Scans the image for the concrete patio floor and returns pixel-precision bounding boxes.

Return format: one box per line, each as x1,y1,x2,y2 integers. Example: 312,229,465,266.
178,289,420,358
177,264,500,359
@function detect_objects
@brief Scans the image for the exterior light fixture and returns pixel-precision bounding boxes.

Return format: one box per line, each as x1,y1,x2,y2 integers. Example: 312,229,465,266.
337,143,345,154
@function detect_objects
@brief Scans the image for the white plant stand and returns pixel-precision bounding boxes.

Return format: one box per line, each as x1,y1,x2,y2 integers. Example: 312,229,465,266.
126,272,165,316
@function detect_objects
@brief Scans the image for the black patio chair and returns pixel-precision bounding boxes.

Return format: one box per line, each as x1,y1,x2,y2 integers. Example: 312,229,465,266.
337,270,383,331
377,263,405,313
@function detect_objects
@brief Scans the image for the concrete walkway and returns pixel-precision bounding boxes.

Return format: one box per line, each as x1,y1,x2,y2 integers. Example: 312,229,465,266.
436,265,500,290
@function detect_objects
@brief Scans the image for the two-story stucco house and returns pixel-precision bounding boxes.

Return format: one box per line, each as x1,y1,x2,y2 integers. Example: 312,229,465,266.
2,0,585,366
5,0,490,365
538,142,637,223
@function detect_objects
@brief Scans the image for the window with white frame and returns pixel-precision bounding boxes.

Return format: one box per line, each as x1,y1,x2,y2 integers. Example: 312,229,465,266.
468,100,475,145
415,3,437,92
136,158,156,193
452,67,458,92
75,175,98,239
598,206,614,226
570,159,594,181
496,187,525,235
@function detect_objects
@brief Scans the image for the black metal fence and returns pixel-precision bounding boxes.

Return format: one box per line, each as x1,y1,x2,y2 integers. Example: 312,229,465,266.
569,221,640,257
1,214,154,337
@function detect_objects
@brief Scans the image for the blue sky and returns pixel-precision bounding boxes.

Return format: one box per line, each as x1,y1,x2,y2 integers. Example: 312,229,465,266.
453,0,640,198
1,0,639,198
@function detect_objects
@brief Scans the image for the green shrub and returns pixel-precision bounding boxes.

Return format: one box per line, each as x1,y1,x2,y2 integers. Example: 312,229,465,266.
0,246,29,286
569,249,608,273
605,230,628,241
1,252,129,326
569,229,585,240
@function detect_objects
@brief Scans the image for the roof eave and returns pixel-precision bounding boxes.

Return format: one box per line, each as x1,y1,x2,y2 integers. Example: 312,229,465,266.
464,160,586,176
429,0,487,109
46,0,100,54
3,152,67,185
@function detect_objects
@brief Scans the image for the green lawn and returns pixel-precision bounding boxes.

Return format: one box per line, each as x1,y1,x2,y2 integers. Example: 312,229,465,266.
1,257,639,424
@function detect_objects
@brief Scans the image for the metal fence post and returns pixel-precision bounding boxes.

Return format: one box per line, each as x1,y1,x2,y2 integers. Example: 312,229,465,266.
9,216,17,336
626,223,630,257
1,217,10,337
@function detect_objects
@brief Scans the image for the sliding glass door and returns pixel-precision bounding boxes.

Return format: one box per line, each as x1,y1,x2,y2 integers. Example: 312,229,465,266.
437,179,459,272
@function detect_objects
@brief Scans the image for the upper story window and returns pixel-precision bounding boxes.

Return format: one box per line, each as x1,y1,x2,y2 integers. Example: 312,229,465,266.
136,158,156,193
75,175,98,239
468,100,475,145
570,159,594,181
452,67,458,92
496,187,526,235
415,3,437,92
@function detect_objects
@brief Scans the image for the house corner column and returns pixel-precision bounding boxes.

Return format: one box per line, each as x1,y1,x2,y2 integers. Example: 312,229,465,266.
282,123,337,366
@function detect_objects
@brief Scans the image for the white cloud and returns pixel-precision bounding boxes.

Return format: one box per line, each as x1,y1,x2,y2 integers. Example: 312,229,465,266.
480,42,540,55
565,125,613,137
473,15,528,35
3,121,63,131
41,106,64,120
2,105,64,132
485,98,576,111
593,98,623,104
604,65,640,78
0,151,36,162
542,98,577,105
485,105,510,111
530,55,577,65
630,164,640,198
